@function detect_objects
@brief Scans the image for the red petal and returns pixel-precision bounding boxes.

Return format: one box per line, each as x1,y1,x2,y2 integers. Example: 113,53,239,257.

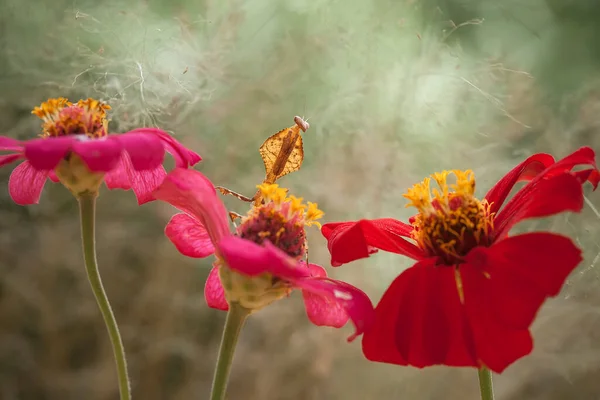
493,173,584,240
48,170,59,183
165,213,215,258
127,128,201,168
116,132,165,170
485,153,555,215
465,233,581,330
217,237,309,280
128,166,167,205
205,265,229,311
72,137,122,172
362,259,477,368
321,219,424,267
8,161,49,205
153,168,230,246
460,263,533,373
24,137,73,170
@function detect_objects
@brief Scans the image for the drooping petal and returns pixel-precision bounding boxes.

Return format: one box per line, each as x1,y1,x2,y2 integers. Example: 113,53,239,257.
72,137,123,172
115,132,165,170
321,219,425,267
0,153,23,167
153,168,230,246
127,128,202,168
128,165,167,205
8,161,49,205
205,265,229,311
24,137,74,170
493,173,584,241
217,236,310,280
165,213,215,258
362,259,477,368
296,263,375,341
48,170,59,183
465,232,582,330
0,136,23,151
485,153,555,214
460,263,533,373
104,155,132,190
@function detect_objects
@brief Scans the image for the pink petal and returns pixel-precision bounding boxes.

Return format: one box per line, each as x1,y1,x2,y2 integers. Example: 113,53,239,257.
153,168,230,246
104,155,132,190
297,263,375,341
48,170,59,183
104,153,166,205
126,128,201,168
129,166,167,205
0,154,23,167
24,137,74,170
0,136,23,151
217,236,310,279
115,132,165,170
8,161,49,205
72,137,123,172
205,265,229,311
165,213,215,258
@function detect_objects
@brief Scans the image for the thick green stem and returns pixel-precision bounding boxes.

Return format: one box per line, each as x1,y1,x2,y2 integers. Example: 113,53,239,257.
78,194,131,400
478,367,495,400
210,303,250,400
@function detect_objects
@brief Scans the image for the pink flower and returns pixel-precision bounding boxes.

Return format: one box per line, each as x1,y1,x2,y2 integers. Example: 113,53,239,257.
153,168,374,341
0,98,201,205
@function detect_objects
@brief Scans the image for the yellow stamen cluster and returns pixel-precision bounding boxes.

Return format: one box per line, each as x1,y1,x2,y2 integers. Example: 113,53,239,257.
32,97,111,138
255,183,324,228
404,170,494,264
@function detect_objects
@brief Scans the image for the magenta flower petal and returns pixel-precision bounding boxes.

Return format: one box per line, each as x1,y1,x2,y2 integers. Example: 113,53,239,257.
115,132,165,170
0,136,23,151
294,263,375,342
165,213,215,258
48,170,59,183
104,155,132,190
72,137,123,172
0,154,23,168
8,161,49,205
129,165,167,205
24,137,74,170
153,168,230,246
217,236,310,280
128,128,201,168
205,265,229,311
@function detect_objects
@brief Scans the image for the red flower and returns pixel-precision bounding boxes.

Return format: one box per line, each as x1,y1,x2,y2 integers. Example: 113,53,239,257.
321,147,599,372
152,168,374,341
0,98,201,205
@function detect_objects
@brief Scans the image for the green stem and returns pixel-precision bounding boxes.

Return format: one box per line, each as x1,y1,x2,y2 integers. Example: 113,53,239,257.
210,303,250,400
478,367,495,400
78,194,131,400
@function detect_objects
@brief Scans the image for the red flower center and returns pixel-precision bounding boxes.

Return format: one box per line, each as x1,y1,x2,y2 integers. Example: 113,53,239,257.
404,170,494,264
32,97,110,139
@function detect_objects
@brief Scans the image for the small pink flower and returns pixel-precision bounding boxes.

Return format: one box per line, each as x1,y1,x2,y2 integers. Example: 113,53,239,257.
0,97,201,205
153,168,374,341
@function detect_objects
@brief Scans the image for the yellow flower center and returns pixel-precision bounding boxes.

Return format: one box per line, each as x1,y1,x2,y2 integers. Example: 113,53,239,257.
403,170,494,264
32,97,110,138
236,183,324,259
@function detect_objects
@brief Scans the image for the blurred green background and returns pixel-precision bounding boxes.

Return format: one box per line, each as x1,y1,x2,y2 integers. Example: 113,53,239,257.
1,0,600,399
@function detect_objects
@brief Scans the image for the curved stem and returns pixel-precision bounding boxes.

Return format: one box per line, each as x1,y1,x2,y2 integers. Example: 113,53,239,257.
478,367,495,400
78,194,131,400
210,303,250,400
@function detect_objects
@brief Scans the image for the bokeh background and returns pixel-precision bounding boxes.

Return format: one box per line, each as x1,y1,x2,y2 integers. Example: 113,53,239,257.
1,0,600,399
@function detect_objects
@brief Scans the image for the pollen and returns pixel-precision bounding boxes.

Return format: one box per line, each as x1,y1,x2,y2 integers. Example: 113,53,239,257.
32,97,110,139
404,170,494,264
237,185,324,258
